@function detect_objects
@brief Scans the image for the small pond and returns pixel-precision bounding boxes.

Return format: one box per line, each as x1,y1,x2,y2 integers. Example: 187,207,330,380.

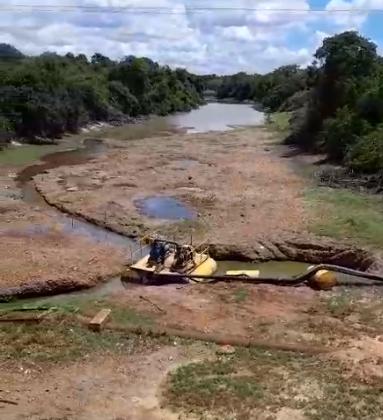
217,261,311,278
135,196,197,220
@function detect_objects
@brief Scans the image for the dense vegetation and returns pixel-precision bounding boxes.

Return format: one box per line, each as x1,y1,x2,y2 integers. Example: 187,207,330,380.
200,66,309,112
206,31,383,174
289,31,383,174
0,44,203,142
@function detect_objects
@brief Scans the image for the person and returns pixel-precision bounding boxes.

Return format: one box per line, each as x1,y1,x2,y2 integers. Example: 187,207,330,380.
148,240,170,266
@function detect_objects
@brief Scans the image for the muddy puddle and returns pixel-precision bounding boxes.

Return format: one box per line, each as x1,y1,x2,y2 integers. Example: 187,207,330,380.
19,261,313,304
12,138,136,250
16,138,106,186
217,260,380,286
135,196,197,220
217,260,311,277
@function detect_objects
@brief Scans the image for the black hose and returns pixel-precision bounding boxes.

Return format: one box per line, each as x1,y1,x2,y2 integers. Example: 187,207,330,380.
134,264,383,286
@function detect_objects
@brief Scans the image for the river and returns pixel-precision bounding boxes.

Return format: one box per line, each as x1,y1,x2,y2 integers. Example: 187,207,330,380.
2,102,264,253
0,103,369,299
1,102,264,166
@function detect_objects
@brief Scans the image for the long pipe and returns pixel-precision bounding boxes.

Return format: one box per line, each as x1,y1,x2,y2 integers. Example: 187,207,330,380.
133,264,383,286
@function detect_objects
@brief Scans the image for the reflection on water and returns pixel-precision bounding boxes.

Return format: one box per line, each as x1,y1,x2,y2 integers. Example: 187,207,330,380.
0,143,59,166
217,260,311,278
217,260,381,285
16,138,106,186
169,103,265,133
135,196,197,220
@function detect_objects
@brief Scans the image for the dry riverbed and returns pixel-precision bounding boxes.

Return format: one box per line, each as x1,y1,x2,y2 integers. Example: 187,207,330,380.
34,127,307,244
1,125,382,295
3,125,383,419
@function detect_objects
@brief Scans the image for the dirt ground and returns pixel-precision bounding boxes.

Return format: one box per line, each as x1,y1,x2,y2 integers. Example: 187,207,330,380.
2,281,383,419
0,344,211,420
34,127,307,244
115,282,318,345
0,165,126,295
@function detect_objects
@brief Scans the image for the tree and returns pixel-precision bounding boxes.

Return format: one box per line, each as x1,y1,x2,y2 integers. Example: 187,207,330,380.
0,43,24,60
0,44,203,142
287,31,381,162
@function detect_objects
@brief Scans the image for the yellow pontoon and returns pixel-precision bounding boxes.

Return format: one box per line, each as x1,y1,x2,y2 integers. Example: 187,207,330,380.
124,239,217,284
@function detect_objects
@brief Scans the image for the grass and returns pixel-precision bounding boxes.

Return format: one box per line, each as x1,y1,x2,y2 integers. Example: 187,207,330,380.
266,112,291,134
234,288,249,303
305,187,383,248
164,346,383,420
51,296,156,328
0,296,159,362
326,292,355,318
0,144,58,166
0,316,161,363
324,290,383,330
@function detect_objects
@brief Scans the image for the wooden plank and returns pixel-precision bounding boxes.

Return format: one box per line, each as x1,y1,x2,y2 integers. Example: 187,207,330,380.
88,309,111,332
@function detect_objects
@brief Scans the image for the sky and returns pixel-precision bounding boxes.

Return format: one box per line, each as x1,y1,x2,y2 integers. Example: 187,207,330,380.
0,0,382,74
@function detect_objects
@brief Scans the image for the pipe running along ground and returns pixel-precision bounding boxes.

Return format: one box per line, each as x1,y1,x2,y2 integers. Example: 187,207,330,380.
127,264,383,286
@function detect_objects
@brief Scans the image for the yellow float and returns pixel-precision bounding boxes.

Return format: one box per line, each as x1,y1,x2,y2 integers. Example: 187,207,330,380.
308,269,337,290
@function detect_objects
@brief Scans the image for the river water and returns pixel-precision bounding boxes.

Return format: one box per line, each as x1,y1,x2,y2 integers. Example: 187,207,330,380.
171,102,264,133
1,103,264,167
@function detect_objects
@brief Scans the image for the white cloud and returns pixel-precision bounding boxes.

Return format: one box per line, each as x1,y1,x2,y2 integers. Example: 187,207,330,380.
0,0,381,74
325,0,368,27
220,26,254,42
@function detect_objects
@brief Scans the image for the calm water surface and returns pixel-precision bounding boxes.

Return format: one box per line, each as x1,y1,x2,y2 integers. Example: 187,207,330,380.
170,102,264,133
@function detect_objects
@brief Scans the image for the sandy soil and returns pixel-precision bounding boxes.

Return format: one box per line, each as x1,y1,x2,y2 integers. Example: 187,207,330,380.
34,127,307,244
115,282,318,345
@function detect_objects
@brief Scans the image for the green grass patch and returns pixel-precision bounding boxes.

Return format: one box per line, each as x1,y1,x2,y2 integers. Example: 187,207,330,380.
266,112,291,134
0,295,158,363
0,144,59,166
0,296,155,329
0,316,161,363
164,346,383,419
234,288,249,303
306,187,383,248
326,292,355,319
55,297,155,328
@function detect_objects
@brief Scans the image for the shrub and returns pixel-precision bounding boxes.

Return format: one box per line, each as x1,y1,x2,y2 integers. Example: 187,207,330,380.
347,126,383,173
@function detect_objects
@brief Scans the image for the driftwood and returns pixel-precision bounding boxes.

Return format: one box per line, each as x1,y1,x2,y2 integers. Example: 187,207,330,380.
139,295,166,313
